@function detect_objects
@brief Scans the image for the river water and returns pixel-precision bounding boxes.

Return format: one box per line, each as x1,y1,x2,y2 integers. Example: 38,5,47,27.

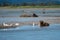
0,24,60,40
0,8,60,40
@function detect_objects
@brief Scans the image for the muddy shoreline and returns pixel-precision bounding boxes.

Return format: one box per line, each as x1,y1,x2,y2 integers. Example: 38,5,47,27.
0,8,60,10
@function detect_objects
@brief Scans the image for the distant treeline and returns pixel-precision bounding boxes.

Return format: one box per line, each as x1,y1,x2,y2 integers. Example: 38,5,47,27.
0,0,60,6
0,2,60,7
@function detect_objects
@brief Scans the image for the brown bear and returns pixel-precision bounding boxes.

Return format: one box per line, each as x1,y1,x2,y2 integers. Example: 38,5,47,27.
40,21,49,27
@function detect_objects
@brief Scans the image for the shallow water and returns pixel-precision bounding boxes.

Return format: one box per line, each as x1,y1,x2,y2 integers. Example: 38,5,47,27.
0,9,60,40
0,24,60,40
0,9,60,17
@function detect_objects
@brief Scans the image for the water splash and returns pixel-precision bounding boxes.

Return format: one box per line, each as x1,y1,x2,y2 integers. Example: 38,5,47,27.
32,22,35,27
0,24,60,31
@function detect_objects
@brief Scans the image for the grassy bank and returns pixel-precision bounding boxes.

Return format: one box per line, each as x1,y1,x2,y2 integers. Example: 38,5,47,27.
0,5,60,8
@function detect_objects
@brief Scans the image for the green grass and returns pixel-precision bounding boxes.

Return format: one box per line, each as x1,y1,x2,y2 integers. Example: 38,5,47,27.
0,5,60,8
